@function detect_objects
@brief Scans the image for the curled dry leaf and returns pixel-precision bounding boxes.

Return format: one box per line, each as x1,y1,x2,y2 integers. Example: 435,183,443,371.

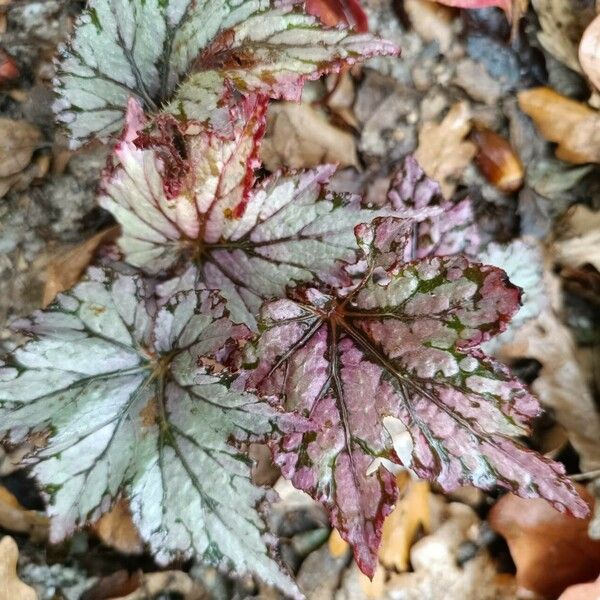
518,87,600,164
91,499,143,555
531,0,593,73
579,15,600,89
579,14,600,92
499,310,600,472
260,102,358,171
0,486,48,541
554,205,600,271
414,102,476,198
0,536,37,600
42,226,120,307
404,0,454,54
470,127,524,193
0,49,19,86
490,488,600,599
379,502,518,600
110,571,208,600
0,119,41,178
378,474,431,572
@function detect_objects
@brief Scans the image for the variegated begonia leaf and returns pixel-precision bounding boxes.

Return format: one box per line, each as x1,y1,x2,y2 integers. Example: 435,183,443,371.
0,266,301,596
244,216,588,577
99,98,397,329
480,239,548,354
387,155,481,260
54,0,398,147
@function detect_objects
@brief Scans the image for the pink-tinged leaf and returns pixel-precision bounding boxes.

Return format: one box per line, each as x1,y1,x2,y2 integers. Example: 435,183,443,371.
387,155,480,260
170,6,398,120
100,98,394,329
306,0,369,32
245,216,588,576
55,0,398,147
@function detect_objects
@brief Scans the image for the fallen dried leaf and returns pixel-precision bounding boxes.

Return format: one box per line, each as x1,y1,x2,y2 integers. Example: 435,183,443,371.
532,0,593,73
260,102,358,171
580,14,600,93
500,310,600,472
490,488,600,599
81,570,143,600
0,48,19,86
328,527,351,558
379,474,430,572
554,205,600,271
377,502,517,600
471,127,524,193
0,119,41,179
91,499,143,555
0,486,48,541
111,571,208,600
326,71,358,128
414,102,476,197
0,536,37,600
518,87,600,164
42,225,120,307
404,0,454,53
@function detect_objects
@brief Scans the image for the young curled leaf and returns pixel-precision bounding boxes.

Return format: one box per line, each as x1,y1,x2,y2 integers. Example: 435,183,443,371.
100,98,393,329
244,217,588,577
0,267,302,596
54,0,398,147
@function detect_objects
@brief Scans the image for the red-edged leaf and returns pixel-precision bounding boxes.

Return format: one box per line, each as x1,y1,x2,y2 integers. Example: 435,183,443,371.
245,216,588,577
307,0,369,32
100,98,395,329
55,0,398,147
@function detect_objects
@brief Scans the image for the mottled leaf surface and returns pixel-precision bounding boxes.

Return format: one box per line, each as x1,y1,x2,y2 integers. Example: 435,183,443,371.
100,99,389,329
387,155,480,260
0,267,298,595
245,217,588,577
480,239,547,353
54,0,398,146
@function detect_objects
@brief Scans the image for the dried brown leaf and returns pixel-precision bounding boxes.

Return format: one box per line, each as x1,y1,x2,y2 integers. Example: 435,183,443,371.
580,14,600,93
404,0,454,53
414,102,476,198
379,474,431,572
0,119,41,178
471,127,524,193
499,309,600,472
111,571,208,600
260,102,358,171
42,226,120,307
518,87,600,164
554,205,600,271
531,0,594,73
0,487,48,541
91,499,143,555
0,537,37,600
490,488,600,599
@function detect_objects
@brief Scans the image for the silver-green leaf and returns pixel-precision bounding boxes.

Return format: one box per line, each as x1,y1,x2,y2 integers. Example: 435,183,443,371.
0,266,298,595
